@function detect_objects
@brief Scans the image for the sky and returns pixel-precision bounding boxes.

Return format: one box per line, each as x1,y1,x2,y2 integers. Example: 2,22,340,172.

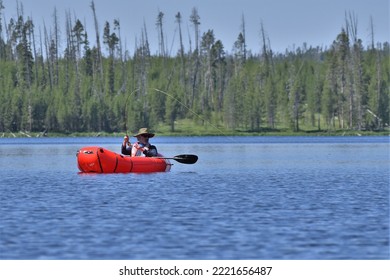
1,0,389,55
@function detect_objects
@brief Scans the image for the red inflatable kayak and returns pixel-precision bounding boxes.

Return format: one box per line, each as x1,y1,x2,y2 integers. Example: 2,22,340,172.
77,146,171,173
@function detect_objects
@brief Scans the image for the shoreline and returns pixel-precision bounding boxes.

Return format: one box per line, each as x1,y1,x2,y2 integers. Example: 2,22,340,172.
1,129,389,138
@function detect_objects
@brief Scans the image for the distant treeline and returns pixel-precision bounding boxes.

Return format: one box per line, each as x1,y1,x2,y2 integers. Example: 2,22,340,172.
0,1,389,134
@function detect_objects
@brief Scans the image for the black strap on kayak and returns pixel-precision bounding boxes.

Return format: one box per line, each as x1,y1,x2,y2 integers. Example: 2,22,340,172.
96,148,104,173
113,156,119,173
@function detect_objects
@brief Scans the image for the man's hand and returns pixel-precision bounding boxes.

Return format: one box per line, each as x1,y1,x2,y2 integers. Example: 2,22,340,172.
123,135,130,146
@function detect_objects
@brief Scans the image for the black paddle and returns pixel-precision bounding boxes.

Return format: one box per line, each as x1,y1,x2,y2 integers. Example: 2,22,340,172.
159,154,198,164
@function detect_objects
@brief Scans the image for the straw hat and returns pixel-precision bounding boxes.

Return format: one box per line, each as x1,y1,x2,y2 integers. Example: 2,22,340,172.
133,128,155,138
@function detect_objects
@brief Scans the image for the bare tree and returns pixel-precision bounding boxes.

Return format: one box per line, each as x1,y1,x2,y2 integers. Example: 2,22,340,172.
189,7,201,108
369,16,375,50
53,7,59,85
90,0,104,94
190,7,200,51
156,10,165,57
241,13,247,62
175,12,186,86
43,22,53,89
0,0,5,60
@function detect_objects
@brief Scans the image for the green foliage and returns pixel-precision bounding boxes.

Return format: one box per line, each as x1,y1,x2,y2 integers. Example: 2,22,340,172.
0,4,389,135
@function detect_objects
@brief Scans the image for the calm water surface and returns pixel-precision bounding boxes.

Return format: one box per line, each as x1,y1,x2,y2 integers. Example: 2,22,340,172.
0,136,389,259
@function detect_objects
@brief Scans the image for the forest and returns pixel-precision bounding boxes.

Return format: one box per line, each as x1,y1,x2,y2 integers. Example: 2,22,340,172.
0,0,389,136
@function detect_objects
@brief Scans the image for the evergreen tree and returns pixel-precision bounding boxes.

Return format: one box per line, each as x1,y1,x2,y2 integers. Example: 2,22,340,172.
0,2,388,134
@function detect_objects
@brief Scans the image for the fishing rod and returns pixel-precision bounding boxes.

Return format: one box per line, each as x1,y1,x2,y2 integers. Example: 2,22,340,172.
123,87,236,142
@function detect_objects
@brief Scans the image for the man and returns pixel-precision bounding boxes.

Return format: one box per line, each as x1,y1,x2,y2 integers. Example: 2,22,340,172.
122,128,158,157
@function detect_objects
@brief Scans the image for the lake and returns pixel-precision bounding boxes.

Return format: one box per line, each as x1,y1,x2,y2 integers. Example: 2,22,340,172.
0,136,389,259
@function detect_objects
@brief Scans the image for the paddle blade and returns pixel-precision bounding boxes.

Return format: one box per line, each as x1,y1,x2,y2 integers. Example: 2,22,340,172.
173,154,198,164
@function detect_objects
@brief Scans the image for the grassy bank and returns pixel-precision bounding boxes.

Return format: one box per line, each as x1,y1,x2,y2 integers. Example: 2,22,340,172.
1,125,389,138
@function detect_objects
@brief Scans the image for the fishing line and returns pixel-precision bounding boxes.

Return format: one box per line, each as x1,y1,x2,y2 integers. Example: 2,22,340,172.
123,87,236,140
152,88,232,138
124,88,140,133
